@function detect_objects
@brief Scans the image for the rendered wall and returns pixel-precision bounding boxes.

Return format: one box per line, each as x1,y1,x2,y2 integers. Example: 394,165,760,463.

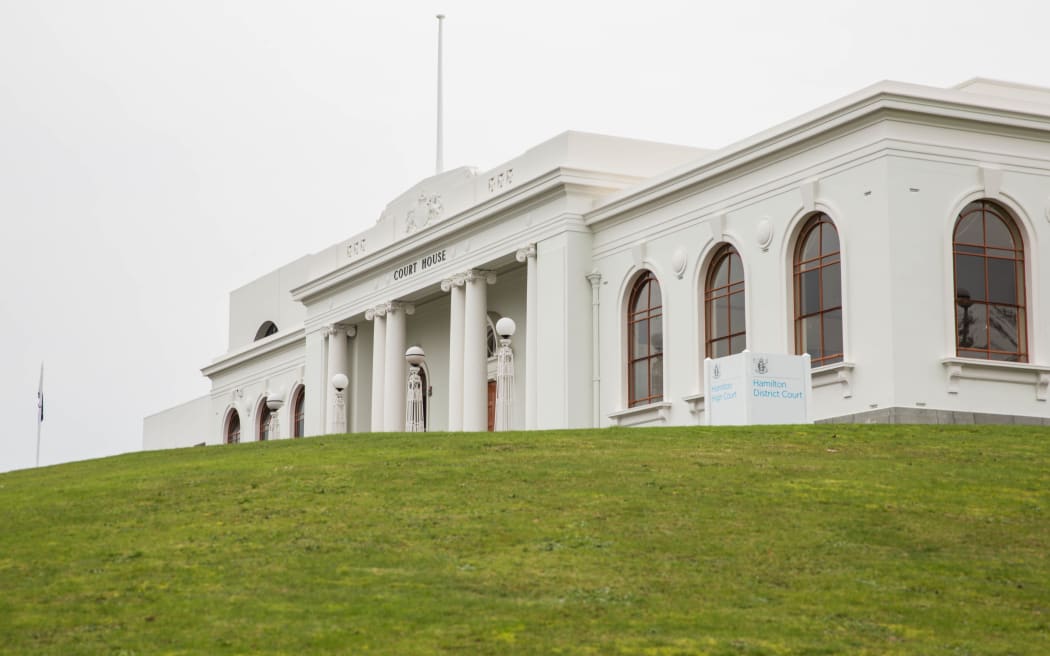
142,395,212,450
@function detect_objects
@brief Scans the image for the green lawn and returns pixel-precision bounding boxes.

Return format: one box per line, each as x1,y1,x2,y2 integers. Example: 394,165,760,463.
1,425,1048,655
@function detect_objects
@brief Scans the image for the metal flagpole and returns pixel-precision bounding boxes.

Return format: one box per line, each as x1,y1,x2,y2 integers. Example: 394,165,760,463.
435,14,445,175
36,362,43,468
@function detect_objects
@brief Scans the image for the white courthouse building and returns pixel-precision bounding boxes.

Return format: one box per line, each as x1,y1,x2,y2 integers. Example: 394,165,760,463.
143,78,1050,449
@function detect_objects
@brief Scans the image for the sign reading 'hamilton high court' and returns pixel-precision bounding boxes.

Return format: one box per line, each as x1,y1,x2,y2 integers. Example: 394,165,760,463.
392,249,447,281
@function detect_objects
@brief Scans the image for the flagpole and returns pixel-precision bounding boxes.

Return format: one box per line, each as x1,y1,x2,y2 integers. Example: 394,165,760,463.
36,362,43,468
435,14,445,175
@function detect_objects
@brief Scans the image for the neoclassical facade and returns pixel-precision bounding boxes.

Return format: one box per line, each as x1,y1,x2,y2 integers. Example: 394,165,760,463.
143,77,1050,449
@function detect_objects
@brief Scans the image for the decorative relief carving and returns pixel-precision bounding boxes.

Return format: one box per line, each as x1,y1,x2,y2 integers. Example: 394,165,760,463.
405,193,444,234
346,238,367,258
488,168,514,193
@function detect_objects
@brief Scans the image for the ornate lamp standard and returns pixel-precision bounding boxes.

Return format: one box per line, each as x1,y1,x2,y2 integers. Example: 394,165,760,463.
331,374,348,434
266,390,285,440
494,317,516,431
405,346,426,432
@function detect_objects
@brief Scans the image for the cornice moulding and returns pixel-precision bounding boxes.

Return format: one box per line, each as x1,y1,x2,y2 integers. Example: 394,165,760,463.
585,86,1050,227
291,167,628,305
202,327,306,378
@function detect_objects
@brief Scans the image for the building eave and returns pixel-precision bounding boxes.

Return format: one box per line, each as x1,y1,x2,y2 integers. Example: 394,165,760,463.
289,166,641,305
585,80,1050,226
201,326,306,378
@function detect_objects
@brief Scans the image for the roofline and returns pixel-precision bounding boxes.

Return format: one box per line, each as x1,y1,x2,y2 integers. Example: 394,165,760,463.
585,80,1050,225
289,166,641,304
202,326,306,378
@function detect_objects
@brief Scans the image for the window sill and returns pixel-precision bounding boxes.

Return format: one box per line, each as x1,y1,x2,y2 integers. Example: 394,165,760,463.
811,361,855,398
941,358,1050,400
608,402,672,427
682,393,705,415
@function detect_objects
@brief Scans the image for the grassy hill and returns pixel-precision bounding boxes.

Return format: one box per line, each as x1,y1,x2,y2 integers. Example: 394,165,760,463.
1,425,1048,655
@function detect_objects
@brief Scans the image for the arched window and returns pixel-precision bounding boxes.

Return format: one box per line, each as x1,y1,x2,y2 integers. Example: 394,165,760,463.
258,401,272,441
953,200,1027,362
225,410,240,444
793,213,843,367
705,244,746,358
254,321,279,341
627,270,664,407
292,387,305,438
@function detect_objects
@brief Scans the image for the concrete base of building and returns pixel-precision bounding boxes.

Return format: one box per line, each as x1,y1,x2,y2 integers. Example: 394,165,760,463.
820,407,1050,426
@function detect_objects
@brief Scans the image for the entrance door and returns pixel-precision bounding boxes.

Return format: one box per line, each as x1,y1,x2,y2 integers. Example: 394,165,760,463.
487,380,496,431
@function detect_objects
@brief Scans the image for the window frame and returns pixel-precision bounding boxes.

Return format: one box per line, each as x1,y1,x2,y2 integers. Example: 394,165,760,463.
257,400,271,441
704,243,746,358
792,213,844,367
225,409,240,444
292,387,305,438
952,199,1028,362
626,270,664,408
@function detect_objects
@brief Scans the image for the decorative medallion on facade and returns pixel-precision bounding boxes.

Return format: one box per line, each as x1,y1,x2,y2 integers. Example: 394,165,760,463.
756,218,773,252
671,247,687,279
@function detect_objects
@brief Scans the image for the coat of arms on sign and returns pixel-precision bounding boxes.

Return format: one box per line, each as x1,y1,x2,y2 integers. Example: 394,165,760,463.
755,357,768,375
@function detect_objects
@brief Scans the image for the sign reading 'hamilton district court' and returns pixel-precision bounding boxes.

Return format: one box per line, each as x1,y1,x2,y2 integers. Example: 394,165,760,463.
392,249,447,281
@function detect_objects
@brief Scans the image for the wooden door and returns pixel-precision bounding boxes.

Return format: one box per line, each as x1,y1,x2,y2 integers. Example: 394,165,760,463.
487,380,497,432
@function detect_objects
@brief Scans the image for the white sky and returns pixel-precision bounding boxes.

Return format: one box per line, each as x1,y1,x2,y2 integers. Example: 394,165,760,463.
2,0,1049,473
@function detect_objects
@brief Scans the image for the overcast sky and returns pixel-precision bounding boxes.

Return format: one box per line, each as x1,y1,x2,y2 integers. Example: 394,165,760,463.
2,0,1048,473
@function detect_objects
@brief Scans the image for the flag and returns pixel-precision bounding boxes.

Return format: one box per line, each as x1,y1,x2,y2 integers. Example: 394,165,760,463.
37,363,44,423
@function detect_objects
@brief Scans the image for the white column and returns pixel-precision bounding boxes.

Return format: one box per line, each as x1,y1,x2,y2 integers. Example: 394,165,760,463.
516,245,538,430
442,275,466,431
463,269,495,431
366,306,387,432
587,271,602,428
326,324,349,434
384,302,414,432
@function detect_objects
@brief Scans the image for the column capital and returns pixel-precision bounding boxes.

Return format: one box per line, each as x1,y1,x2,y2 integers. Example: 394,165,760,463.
586,270,603,287
440,273,466,292
515,244,537,262
464,269,497,285
365,303,388,320
323,323,356,338
386,301,415,316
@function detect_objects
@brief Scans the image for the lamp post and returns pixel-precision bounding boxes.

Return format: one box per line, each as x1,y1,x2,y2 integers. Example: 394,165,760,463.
331,374,348,434
266,391,285,440
494,317,516,431
405,346,426,432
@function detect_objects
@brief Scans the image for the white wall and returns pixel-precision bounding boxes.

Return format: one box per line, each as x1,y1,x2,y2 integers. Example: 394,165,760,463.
142,395,211,450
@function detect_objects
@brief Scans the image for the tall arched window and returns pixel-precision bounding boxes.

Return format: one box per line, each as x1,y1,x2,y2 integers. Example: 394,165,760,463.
627,271,664,407
953,200,1027,362
705,244,746,358
292,387,305,438
794,213,843,367
258,401,272,441
225,410,240,444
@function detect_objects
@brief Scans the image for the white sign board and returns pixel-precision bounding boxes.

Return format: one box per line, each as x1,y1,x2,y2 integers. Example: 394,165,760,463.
704,351,813,425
